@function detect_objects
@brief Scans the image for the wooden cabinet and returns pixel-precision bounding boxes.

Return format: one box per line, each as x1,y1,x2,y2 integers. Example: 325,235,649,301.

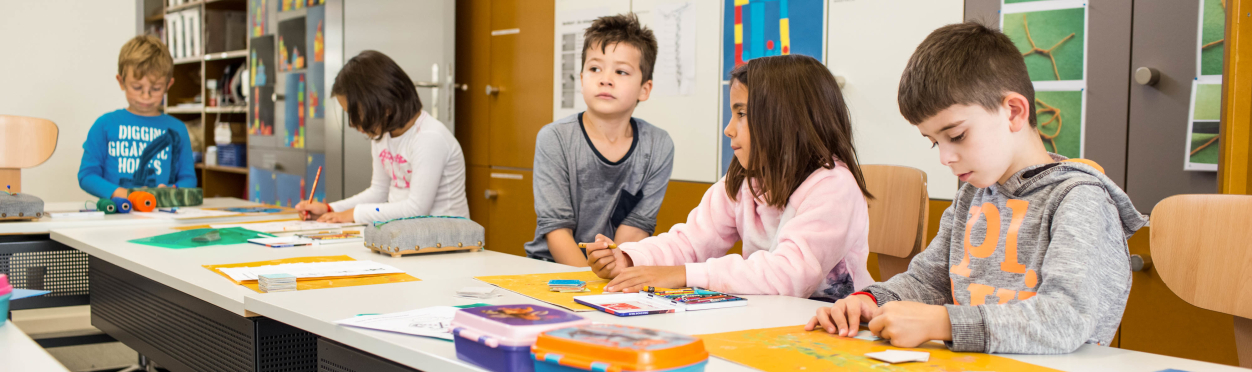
455,0,553,256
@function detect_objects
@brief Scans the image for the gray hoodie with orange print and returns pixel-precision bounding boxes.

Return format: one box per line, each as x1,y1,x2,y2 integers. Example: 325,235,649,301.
863,154,1148,354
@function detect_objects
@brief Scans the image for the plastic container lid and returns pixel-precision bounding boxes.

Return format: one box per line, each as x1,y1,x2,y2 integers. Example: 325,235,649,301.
451,304,589,348
533,324,708,372
0,274,11,296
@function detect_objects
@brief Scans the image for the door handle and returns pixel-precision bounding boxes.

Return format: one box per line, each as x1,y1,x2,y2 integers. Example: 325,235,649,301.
453,84,469,91
485,85,500,96
484,190,499,200
1130,254,1152,272
1134,67,1160,86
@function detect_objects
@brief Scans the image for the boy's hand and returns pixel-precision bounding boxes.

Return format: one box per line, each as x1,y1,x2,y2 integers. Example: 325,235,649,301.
866,301,952,348
295,200,329,220
111,188,129,198
806,293,878,336
587,234,629,279
604,266,685,292
317,209,354,223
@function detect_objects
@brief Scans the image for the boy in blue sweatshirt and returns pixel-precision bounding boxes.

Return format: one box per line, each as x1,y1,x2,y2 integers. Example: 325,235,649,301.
79,35,197,199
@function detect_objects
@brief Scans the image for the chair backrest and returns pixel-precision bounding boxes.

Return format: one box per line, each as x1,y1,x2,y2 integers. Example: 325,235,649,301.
862,165,929,278
0,115,59,192
1151,194,1252,319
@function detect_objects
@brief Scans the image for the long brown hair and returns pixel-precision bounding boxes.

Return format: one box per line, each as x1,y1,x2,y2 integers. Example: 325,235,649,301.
332,50,423,140
725,55,873,208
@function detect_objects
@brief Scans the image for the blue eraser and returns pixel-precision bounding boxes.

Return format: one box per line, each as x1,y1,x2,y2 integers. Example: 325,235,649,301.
548,280,585,286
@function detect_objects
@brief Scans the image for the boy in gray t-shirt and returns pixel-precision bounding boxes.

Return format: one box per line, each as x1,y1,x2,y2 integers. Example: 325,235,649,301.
524,14,675,265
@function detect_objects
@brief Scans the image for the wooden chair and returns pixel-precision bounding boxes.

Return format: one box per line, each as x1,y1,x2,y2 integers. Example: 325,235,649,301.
0,115,59,192
1150,194,1252,368
862,165,929,281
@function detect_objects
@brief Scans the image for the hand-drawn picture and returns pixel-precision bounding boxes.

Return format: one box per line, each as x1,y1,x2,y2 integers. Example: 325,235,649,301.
1187,82,1221,171
722,0,825,80
1200,0,1226,77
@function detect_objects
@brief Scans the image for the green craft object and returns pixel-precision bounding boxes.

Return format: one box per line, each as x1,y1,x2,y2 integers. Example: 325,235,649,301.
128,187,204,208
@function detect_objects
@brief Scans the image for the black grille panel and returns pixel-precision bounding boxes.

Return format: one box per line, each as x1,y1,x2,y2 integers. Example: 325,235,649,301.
92,258,254,372
317,338,418,372
257,318,318,372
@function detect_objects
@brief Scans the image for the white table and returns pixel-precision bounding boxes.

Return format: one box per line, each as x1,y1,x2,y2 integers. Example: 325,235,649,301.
1,197,296,235
0,322,70,372
50,225,1250,372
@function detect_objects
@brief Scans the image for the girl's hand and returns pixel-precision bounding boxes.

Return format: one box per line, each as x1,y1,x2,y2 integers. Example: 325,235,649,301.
317,209,354,223
806,293,878,337
604,266,686,292
111,188,129,198
295,200,330,220
587,234,629,279
866,301,952,348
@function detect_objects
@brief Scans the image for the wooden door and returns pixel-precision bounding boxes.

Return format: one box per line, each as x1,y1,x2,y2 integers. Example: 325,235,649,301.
456,0,492,168
487,0,554,169
1117,1,1238,365
485,169,535,258
1125,0,1219,210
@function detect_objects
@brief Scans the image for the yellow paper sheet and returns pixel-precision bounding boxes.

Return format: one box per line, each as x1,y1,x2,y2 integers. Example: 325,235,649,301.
204,255,419,293
698,326,1059,372
475,271,608,312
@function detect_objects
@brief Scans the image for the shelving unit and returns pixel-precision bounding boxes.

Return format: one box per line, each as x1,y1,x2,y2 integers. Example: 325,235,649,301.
140,0,250,200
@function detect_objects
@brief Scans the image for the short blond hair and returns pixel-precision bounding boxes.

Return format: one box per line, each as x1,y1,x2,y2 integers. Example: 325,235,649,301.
118,35,173,80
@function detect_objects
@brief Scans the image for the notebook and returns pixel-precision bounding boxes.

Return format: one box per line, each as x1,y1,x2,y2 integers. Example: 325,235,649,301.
573,287,747,317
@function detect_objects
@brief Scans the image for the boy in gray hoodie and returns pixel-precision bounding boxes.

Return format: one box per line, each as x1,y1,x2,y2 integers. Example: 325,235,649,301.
805,22,1148,354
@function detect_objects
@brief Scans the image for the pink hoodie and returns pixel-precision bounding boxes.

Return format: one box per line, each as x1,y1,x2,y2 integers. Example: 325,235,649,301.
619,162,873,301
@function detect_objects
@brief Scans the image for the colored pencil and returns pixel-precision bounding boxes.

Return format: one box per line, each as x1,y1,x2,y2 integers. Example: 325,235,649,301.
578,242,618,249
303,166,323,220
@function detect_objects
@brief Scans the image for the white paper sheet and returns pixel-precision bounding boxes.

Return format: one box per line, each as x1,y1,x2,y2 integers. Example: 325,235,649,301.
651,1,697,96
216,260,403,282
210,220,363,233
132,208,241,220
334,306,460,340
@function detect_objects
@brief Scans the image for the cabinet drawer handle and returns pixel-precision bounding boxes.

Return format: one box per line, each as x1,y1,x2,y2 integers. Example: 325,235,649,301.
484,190,499,200
1130,254,1152,272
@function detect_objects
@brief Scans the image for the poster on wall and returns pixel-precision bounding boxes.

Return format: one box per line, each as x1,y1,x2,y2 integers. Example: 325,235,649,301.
283,73,306,148
307,5,325,119
279,0,303,12
719,0,826,175
1002,0,1088,159
250,0,267,37
553,6,615,120
275,172,304,207
1187,0,1225,171
278,17,306,72
651,1,697,97
250,35,275,136
249,167,278,205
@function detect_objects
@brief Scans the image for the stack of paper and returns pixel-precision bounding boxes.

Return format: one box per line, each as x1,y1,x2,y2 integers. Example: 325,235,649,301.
258,273,296,293
216,260,404,282
548,279,588,293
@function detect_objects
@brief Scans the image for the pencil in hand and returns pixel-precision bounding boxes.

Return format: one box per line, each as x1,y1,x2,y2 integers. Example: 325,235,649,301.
578,242,617,249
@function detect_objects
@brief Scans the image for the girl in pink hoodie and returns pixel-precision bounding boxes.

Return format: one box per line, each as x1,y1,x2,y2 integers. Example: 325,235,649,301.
586,54,874,301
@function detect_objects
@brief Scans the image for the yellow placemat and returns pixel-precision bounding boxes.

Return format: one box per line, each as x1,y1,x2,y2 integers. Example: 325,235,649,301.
475,271,608,312
698,326,1059,372
204,255,419,293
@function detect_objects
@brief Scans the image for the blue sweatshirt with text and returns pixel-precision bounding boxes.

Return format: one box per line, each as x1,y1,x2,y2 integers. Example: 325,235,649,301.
78,109,197,198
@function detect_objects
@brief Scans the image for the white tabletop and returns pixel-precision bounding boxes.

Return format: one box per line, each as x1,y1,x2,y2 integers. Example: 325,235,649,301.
0,322,70,372
48,224,1249,372
1,198,289,235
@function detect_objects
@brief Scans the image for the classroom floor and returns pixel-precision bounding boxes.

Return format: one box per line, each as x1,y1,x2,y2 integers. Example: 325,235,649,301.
12,306,158,372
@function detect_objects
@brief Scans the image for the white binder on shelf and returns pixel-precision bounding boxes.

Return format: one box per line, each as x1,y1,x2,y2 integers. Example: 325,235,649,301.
169,13,184,58
184,8,201,57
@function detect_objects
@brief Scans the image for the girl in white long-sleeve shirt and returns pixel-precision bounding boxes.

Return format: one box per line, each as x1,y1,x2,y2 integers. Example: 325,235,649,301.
296,50,469,222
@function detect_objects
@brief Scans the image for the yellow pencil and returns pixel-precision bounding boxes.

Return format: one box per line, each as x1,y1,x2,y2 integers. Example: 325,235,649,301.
578,242,617,249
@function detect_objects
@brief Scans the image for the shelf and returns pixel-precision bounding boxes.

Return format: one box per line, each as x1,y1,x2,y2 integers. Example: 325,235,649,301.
166,1,204,13
206,106,247,114
196,163,249,174
205,49,248,61
145,14,164,22
173,56,201,65
166,106,203,114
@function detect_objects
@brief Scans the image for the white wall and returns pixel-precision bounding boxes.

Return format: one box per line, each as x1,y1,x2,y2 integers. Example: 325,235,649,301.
0,1,137,202
828,0,965,199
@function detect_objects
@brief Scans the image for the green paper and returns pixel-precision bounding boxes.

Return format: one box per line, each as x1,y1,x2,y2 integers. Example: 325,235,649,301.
1034,90,1084,159
1003,7,1086,81
128,227,275,249
1194,83,1223,121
